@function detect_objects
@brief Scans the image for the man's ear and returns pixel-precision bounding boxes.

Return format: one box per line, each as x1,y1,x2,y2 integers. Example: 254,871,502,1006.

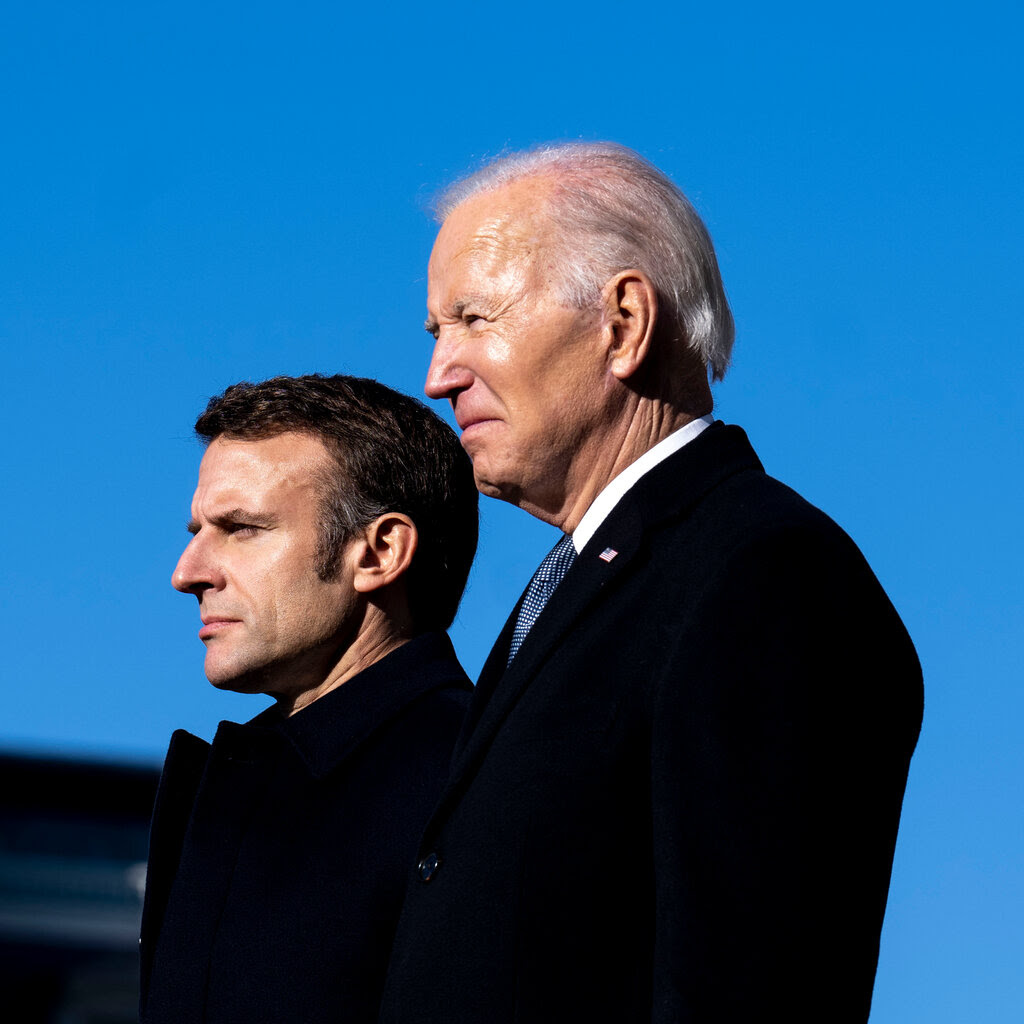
350,513,418,594
601,270,658,381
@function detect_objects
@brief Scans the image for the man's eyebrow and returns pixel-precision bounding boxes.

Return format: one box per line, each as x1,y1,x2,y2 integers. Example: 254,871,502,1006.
424,297,487,333
186,509,278,534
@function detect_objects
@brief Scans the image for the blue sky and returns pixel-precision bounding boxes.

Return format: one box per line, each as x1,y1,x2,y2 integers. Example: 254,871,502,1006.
2,2,1021,1020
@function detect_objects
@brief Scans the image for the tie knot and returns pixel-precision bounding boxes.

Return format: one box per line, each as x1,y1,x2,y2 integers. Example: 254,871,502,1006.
534,533,577,587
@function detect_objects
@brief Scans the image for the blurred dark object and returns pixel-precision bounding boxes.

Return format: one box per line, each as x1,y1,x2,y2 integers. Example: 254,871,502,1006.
0,749,159,1023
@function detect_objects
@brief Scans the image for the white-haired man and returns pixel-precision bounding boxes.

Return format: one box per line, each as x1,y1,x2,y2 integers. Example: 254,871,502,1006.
380,143,923,1023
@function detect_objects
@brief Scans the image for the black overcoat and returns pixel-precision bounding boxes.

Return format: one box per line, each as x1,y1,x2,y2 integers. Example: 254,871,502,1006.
139,632,470,1024
380,424,923,1023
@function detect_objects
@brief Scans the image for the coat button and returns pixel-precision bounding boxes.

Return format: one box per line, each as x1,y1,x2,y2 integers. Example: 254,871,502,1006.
417,852,440,882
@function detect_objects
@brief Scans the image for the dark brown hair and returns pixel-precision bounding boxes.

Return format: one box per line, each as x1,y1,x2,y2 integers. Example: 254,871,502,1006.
194,374,478,632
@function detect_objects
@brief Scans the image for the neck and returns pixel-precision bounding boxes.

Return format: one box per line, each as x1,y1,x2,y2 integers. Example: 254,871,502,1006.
273,607,414,717
522,400,703,534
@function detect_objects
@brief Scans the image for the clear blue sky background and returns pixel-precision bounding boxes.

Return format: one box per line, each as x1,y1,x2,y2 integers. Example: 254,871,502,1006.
2,2,1021,1019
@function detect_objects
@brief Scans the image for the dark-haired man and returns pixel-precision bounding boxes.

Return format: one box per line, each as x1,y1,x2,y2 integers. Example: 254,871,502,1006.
139,374,478,1024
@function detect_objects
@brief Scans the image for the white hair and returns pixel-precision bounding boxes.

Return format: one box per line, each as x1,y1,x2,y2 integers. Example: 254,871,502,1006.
434,142,734,382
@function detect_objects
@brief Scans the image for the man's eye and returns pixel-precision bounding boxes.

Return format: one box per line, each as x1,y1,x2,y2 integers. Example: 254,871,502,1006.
227,524,260,537
463,314,482,326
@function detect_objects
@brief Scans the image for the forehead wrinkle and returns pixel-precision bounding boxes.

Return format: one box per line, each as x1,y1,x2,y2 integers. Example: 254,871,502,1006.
451,231,529,285
449,231,538,310
430,182,561,322
195,437,323,521
431,243,531,319
445,184,549,264
466,205,546,266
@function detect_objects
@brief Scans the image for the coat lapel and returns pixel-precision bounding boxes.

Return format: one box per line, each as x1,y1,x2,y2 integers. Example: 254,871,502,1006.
139,730,211,999
450,506,644,781
443,423,764,806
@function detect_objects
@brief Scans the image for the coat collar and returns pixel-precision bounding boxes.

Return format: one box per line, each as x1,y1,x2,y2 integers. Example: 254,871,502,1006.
247,631,470,779
162,632,469,783
444,423,763,801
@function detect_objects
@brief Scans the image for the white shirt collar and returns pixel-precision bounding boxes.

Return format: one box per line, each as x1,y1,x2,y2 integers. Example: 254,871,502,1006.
572,415,714,553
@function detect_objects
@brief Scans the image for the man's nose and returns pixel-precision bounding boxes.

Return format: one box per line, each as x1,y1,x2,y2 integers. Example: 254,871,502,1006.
172,535,217,595
425,330,472,400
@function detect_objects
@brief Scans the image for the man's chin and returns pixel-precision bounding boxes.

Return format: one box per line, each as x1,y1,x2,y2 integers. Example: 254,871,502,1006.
204,662,270,696
472,466,521,505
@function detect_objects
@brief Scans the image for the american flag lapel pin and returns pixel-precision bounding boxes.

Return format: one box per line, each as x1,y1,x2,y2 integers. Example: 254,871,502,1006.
598,547,618,563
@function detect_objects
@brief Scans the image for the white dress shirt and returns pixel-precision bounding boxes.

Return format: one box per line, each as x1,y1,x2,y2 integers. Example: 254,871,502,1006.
572,415,714,554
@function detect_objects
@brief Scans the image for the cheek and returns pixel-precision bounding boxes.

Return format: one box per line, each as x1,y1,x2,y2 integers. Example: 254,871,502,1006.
244,550,309,632
485,332,515,369
484,327,556,408
285,584,355,648
271,553,352,629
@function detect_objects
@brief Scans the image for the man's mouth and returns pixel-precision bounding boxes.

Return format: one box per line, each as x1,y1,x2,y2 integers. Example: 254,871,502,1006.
199,617,240,640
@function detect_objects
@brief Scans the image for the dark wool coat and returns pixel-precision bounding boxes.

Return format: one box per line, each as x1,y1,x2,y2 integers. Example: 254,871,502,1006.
139,632,470,1024
380,424,923,1024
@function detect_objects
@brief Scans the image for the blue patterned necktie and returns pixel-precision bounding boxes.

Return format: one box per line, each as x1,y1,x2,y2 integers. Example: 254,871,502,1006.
507,533,577,665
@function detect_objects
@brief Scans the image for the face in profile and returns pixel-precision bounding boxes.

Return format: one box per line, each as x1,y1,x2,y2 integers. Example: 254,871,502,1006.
172,431,359,708
424,177,611,515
